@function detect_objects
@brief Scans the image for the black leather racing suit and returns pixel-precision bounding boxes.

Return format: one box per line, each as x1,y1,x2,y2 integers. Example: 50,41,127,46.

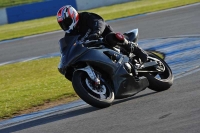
64,12,113,43
64,12,148,62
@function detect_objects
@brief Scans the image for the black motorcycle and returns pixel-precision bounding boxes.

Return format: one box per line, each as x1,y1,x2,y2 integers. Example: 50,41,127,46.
58,29,173,108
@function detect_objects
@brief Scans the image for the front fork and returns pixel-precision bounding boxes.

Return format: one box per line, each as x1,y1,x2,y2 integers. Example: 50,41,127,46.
75,65,100,85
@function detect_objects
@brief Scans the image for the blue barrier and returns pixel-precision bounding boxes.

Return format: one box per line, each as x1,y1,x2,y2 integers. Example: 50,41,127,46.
2,0,133,24
6,0,77,23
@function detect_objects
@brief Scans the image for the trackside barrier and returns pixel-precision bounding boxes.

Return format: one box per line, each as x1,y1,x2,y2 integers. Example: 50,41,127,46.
6,0,77,23
0,0,133,25
76,0,132,10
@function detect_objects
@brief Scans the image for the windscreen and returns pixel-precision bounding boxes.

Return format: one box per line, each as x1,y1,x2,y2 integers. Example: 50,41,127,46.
59,35,79,54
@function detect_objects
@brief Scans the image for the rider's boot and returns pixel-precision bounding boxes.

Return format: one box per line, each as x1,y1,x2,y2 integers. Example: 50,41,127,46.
119,38,148,63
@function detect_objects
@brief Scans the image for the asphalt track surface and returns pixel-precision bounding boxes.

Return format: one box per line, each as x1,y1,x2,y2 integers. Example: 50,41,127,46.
0,3,200,133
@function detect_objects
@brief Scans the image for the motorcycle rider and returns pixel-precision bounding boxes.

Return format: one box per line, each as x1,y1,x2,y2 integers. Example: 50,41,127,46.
56,5,148,63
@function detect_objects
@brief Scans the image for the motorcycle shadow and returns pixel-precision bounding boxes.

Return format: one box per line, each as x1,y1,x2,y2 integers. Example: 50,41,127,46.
113,91,158,105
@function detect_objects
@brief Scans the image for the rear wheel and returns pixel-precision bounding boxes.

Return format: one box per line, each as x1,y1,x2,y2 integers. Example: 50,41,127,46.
141,52,173,92
72,71,114,108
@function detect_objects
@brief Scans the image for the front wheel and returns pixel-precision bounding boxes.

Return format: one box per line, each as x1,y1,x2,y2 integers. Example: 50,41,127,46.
141,52,174,92
72,71,114,108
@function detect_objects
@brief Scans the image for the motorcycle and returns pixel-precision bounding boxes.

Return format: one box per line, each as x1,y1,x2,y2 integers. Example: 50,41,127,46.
58,29,174,108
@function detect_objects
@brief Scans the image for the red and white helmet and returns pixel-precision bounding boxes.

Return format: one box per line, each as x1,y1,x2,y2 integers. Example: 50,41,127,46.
57,5,79,33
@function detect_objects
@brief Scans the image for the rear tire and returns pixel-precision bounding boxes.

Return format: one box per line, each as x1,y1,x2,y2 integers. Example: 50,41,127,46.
72,71,114,108
142,52,174,92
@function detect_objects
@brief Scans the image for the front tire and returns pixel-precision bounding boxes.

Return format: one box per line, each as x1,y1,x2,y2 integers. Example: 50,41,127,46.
72,71,114,108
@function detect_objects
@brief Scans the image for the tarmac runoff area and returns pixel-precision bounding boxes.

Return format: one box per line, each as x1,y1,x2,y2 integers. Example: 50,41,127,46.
0,35,200,129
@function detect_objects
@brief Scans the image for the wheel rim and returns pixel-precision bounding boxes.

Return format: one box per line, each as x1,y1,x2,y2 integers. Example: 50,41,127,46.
148,57,171,81
85,78,107,99
81,75,112,100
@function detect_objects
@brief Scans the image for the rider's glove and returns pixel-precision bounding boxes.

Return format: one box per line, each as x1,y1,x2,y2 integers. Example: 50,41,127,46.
88,31,100,40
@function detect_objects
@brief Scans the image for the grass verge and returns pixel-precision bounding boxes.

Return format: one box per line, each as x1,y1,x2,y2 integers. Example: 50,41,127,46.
0,57,78,119
0,0,200,41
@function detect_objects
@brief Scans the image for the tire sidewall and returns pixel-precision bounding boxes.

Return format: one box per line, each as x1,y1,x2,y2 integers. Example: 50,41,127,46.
72,71,114,108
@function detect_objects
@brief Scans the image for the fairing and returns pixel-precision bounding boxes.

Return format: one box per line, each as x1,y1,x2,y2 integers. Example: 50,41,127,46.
58,34,148,99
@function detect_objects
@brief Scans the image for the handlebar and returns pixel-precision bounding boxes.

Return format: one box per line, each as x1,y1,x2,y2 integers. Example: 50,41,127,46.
84,40,98,44
79,38,103,47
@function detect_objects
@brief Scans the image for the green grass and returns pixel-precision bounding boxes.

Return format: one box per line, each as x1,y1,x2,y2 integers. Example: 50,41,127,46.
87,0,200,20
0,17,60,41
0,0,200,41
0,57,77,119
0,0,200,119
0,0,42,8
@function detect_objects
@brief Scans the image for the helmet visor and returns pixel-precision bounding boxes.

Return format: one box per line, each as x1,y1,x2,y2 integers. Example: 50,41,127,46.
59,17,73,31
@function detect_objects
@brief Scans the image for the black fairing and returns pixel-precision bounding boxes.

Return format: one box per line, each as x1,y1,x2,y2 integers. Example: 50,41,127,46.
58,35,148,98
